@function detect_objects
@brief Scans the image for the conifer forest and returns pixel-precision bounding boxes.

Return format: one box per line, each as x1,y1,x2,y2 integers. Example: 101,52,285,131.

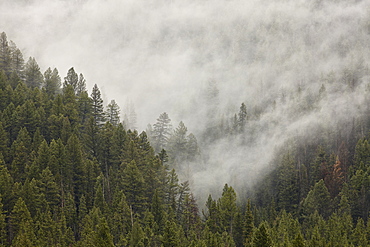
2,0,370,246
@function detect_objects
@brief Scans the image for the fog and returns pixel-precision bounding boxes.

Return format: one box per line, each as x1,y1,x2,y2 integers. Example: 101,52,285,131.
2,0,370,200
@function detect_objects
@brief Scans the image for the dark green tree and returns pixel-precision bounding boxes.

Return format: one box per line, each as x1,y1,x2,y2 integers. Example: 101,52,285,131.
219,184,237,234
24,57,43,89
122,160,147,214
44,67,61,96
244,199,254,247
162,220,180,247
76,73,86,96
277,153,299,214
0,195,6,246
0,32,11,75
63,67,79,92
105,99,120,126
91,84,105,126
252,222,272,247
9,40,24,79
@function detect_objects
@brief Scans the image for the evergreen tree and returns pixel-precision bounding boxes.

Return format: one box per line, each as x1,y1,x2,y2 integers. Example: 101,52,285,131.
38,167,60,209
168,121,188,166
238,102,247,132
76,73,86,96
110,190,131,245
278,153,299,213
219,184,237,234
44,67,61,96
105,99,120,126
9,40,24,79
65,134,86,202
0,196,6,246
129,221,145,247
301,179,331,219
244,199,254,247
162,220,180,247
0,32,11,75
152,112,172,153
151,189,165,233
9,197,33,243
24,57,43,89
78,90,92,126
91,84,105,126
122,161,147,214
63,67,79,92
252,222,272,247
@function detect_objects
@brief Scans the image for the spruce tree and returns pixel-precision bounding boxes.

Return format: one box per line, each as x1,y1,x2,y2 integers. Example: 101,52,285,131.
252,222,272,247
0,196,6,246
24,57,43,89
105,99,120,126
63,67,78,92
44,67,61,97
0,32,11,75
122,160,147,214
152,112,172,153
91,84,105,126
9,40,24,79
76,73,86,96
244,199,254,247
238,102,247,132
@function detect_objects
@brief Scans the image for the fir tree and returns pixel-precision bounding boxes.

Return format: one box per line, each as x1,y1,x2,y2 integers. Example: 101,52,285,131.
24,57,43,89
91,84,105,126
63,67,79,92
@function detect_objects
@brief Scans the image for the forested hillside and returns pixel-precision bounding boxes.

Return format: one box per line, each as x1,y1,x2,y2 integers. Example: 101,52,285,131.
2,23,370,247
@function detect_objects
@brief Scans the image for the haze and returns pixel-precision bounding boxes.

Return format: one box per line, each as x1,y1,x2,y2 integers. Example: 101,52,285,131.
2,0,370,200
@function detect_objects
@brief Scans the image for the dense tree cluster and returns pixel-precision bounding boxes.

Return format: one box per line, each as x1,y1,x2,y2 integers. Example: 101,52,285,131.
2,30,370,246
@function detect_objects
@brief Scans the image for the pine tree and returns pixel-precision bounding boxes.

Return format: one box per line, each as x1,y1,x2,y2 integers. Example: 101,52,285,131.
233,211,244,247
152,112,172,153
9,40,24,79
63,67,79,92
122,161,147,214
186,133,200,162
38,167,61,209
110,190,131,245
0,32,11,75
76,73,86,96
238,102,247,132
162,220,180,247
252,222,272,247
0,195,6,246
105,99,120,126
0,161,15,213
129,221,145,247
168,121,188,166
75,93,90,130
301,180,331,219
277,153,299,213
91,84,105,126
10,197,33,243
219,184,237,234
244,199,254,247
62,84,79,127
151,189,165,233
44,67,61,96
24,57,43,88
351,218,367,246
65,134,86,202
165,169,179,211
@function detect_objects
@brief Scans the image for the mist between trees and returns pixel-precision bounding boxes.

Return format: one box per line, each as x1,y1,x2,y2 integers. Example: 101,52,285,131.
1,0,370,245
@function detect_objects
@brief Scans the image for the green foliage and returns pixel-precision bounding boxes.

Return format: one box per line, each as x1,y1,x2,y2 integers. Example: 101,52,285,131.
2,31,370,246
252,222,272,247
